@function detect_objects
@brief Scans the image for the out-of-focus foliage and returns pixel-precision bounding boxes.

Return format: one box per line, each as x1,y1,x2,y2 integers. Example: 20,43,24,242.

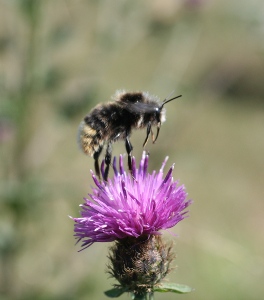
0,0,263,299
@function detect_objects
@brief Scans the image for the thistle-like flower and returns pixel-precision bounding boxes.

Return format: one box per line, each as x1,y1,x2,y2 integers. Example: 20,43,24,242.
72,152,192,298
72,152,191,249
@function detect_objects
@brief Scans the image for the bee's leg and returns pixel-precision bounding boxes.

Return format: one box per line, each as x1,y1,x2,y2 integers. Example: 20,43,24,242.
93,146,103,179
153,121,161,143
104,142,112,181
125,136,133,171
143,122,152,147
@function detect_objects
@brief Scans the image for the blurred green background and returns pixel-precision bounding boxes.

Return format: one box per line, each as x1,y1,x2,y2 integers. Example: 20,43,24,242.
1,0,264,299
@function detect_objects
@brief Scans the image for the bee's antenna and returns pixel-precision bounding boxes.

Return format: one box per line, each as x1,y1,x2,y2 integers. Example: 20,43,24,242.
161,94,182,108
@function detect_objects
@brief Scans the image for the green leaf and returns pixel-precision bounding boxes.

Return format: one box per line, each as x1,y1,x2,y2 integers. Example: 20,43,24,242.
104,287,127,298
154,282,193,294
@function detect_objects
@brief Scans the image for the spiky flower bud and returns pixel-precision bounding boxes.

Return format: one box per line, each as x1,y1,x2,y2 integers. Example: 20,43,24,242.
108,235,175,296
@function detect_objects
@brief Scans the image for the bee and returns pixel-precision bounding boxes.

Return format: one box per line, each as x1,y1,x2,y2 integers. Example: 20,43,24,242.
78,90,182,181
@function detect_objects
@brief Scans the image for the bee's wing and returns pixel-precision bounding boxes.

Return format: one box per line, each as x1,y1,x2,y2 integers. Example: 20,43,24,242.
124,102,158,114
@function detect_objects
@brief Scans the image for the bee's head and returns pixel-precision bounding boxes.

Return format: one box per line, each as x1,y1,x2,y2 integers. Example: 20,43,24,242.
153,94,182,143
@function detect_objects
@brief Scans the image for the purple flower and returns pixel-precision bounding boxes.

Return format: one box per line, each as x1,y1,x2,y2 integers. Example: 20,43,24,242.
72,152,192,250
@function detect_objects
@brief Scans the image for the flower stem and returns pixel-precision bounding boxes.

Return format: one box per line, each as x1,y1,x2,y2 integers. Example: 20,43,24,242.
131,292,154,300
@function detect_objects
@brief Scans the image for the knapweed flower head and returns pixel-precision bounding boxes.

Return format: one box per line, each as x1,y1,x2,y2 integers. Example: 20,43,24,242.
72,152,192,250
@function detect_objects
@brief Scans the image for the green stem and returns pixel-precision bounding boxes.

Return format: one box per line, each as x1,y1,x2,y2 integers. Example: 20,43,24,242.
149,292,154,300
131,292,154,300
133,294,147,300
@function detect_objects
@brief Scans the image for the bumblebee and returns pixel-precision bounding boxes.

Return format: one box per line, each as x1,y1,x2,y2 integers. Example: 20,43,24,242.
78,90,181,181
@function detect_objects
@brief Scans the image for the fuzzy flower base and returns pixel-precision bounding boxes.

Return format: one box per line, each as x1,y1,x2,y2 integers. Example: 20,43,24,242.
72,152,192,250
108,235,175,296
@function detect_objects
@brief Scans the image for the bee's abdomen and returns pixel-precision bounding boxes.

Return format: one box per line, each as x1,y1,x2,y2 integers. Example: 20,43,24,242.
78,120,104,156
